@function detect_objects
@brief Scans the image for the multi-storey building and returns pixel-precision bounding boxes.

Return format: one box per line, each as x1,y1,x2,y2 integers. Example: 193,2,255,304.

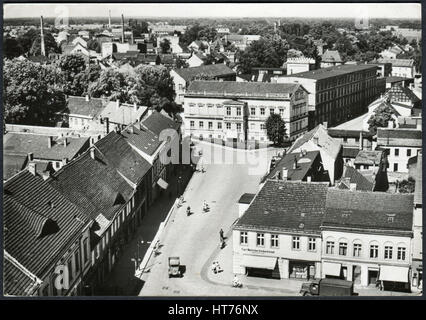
278,64,378,129
411,151,422,291
183,81,309,143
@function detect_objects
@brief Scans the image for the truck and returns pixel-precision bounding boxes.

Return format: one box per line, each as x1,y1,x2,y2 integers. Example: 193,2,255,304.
300,278,355,296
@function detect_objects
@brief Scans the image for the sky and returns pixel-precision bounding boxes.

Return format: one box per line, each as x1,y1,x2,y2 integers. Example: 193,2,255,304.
3,3,422,20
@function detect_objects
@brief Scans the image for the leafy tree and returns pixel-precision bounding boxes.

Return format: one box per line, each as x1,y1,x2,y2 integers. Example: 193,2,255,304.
160,39,171,54
29,31,60,56
3,38,24,59
265,113,287,146
58,54,87,95
175,56,189,69
88,68,132,102
16,28,38,54
87,39,101,53
397,177,415,193
191,73,214,81
367,103,396,134
3,59,65,125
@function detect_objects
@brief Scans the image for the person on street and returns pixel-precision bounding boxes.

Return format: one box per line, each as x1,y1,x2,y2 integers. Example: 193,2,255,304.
219,229,224,241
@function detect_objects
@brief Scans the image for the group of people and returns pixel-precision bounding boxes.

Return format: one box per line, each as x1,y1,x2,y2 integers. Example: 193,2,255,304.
211,261,223,274
186,200,210,216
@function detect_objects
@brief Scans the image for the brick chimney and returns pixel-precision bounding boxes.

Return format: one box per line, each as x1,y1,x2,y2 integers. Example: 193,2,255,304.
85,95,90,102
116,99,120,108
42,171,50,181
282,168,288,181
63,137,68,148
62,158,68,166
27,152,34,162
28,162,36,176
349,183,357,191
47,136,53,148
134,102,138,112
293,156,298,170
90,148,95,160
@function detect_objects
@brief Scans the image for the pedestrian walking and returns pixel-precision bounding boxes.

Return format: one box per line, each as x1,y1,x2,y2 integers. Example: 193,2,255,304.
219,229,224,241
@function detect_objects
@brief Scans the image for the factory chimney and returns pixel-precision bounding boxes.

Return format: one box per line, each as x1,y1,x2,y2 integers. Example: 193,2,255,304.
121,14,125,43
108,10,112,29
40,16,46,56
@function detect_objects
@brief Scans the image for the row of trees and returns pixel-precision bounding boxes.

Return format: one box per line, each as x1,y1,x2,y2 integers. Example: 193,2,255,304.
3,55,178,125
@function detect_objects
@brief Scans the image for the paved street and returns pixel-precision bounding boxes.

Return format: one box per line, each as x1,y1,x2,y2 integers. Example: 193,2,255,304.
138,142,280,296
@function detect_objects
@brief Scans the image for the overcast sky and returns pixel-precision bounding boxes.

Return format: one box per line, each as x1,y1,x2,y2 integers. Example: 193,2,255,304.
3,3,421,19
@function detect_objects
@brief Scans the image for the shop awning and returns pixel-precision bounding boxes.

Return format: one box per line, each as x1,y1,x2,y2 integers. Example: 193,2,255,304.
379,266,409,283
241,255,277,270
323,262,342,276
157,178,169,190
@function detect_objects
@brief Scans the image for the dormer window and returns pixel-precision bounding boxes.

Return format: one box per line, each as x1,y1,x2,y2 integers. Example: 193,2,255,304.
387,214,395,222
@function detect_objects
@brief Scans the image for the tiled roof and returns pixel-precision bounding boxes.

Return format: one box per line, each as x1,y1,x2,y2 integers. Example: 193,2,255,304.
284,64,377,80
4,171,89,278
377,58,414,67
235,180,329,234
337,166,374,191
142,111,180,136
288,124,342,160
121,123,163,156
264,150,320,182
388,85,421,104
98,101,148,125
173,64,235,82
377,128,422,147
354,150,383,166
186,81,301,99
385,76,413,83
3,133,90,161
321,50,343,63
48,148,134,221
3,154,28,181
342,147,361,158
328,129,373,138
66,96,105,117
3,254,41,296
94,132,151,185
323,189,413,232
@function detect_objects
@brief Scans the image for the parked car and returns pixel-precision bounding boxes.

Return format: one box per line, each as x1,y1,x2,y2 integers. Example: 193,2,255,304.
168,257,181,278
300,278,355,296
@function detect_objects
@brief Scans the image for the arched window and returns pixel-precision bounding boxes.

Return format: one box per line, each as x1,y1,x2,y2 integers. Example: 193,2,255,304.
325,237,335,255
352,239,363,257
338,238,348,256
384,241,394,260
369,241,379,259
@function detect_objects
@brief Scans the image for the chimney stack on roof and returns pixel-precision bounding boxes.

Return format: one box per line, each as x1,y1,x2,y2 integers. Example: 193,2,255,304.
85,95,90,102
28,153,34,162
63,137,68,148
28,162,37,176
293,155,298,170
313,136,319,146
307,176,312,183
62,158,68,166
349,183,357,191
47,136,53,148
134,102,138,111
323,121,328,129
116,100,120,108
282,168,288,181
42,171,50,181
90,148,95,160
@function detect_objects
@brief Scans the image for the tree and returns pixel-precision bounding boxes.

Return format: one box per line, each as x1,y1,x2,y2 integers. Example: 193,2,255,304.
160,39,171,54
29,31,60,56
175,56,189,69
3,59,65,125
265,113,287,146
58,54,88,95
3,38,24,59
87,39,101,53
367,103,396,134
16,28,38,54
397,177,415,193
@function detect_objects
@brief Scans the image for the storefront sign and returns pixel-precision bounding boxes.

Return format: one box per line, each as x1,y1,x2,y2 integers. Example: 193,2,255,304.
241,247,276,255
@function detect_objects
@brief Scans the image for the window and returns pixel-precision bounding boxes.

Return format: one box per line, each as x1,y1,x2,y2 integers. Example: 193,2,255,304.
236,108,242,116
240,232,248,245
384,246,393,259
250,107,256,115
353,243,362,257
393,163,398,172
397,247,406,261
208,122,213,129
339,242,348,256
270,108,274,114
395,148,399,156
217,122,222,129
292,236,300,250
190,121,195,128
236,123,241,131
370,245,378,258
279,109,284,117
407,149,411,157
199,121,204,128
260,124,266,130
226,107,231,116
260,108,265,115
226,123,231,130
326,241,335,254
271,234,279,248
256,233,265,247
308,238,316,251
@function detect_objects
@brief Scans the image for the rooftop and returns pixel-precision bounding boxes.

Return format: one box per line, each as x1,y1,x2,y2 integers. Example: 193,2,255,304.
66,96,105,118
337,166,374,191
354,150,383,166
98,101,148,125
377,58,414,67
121,122,163,156
321,50,343,63
235,180,329,234
142,111,180,137
377,128,422,147
283,64,377,81
173,64,235,82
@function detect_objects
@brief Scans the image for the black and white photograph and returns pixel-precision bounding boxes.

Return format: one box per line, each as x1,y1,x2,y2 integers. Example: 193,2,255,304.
1,2,423,300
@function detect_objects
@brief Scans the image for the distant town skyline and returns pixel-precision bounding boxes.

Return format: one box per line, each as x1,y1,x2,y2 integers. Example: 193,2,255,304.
3,3,421,20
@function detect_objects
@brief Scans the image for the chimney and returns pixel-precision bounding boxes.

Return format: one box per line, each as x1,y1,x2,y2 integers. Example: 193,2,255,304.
42,171,50,181
282,168,288,181
27,152,34,162
359,131,363,150
90,148,96,160
307,176,312,183
416,122,422,130
323,121,328,129
40,16,46,56
134,102,138,111
108,10,112,29
63,137,68,148
28,162,36,176
293,156,298,170
47,136,53,148
121,14,125,43
313,136,319,145
116,100,120,108
130,125,134,134
85,95,90,102
349,183,357,191
387,120,393,129
62,158,68,166
105,117,110,134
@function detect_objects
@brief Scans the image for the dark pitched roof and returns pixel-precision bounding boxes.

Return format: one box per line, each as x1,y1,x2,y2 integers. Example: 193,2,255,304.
328,129,373,138
264,150,320,182
66,96,105,117
235,180,329,234
337,166,374,191
3,154,28,181
186,81,301,99
121,123,163,156
94,132,151,185
342,147,361,158
323,189,413,233
238,193,256,204
48,148,134,221
388,85,421,104
284,64,377,81
173,64,235,82
377,128,422,147
354,150,383,166
142,111,180,136
4,171,89,278
3,255,41,296
3,133,89,162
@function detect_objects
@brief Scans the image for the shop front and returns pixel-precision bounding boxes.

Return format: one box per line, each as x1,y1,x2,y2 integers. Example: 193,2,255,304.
289,260,316,280
322,261,343,279
379,265,411,292
241,255,280,279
